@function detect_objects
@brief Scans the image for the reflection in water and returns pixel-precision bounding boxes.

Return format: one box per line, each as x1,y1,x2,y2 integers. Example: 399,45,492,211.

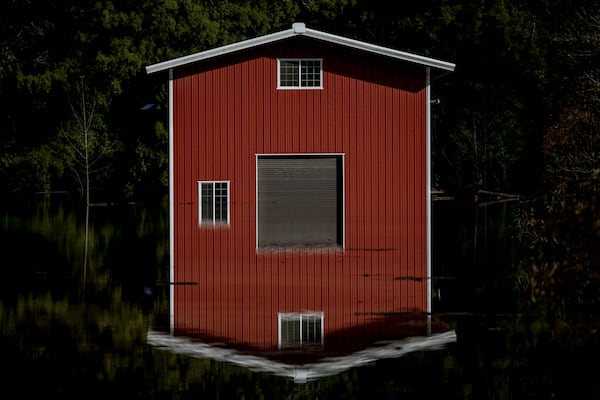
0,293,152,398
432,199,518,313
2,200,600,397
0,200,169,302
149,277,457,383
147,328,456,383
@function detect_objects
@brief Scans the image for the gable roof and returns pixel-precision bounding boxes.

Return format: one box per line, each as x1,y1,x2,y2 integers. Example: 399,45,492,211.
146,22,455,75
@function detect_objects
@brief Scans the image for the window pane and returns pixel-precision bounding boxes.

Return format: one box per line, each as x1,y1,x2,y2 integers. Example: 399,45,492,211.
301,60,321,87
302,315,322,344
281,318,300,346
279,60,299,87
215,182,228,222
200,183,214,223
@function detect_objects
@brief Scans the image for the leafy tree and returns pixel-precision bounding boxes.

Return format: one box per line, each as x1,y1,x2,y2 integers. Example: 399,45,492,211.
514,3,600,317
429,0,549,194
1,0,598,203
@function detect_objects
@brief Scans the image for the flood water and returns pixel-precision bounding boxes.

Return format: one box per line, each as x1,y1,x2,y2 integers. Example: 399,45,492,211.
1,198,598,399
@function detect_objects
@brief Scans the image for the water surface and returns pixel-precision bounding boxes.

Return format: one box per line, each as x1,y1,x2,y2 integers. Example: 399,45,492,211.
1,199,598,398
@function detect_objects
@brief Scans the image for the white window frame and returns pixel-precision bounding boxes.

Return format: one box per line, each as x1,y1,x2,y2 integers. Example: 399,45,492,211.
198,180,230,226
277,58,323,89
278,311,324,349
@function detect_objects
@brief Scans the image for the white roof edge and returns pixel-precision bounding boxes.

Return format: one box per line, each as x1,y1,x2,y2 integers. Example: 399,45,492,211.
147,329,457,383
304,28,456,72
146,24,455,75
146,29,295,74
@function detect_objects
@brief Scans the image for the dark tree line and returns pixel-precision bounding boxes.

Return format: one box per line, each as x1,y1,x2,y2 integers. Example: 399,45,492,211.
0,0,596,204
515,3,600,317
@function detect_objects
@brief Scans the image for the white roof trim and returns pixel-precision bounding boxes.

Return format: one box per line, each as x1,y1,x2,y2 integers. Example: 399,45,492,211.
146,23,455,75
147,329,456,383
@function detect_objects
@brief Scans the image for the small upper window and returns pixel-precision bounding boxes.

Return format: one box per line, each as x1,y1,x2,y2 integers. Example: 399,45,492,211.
278,59,322,89
198,181,230,225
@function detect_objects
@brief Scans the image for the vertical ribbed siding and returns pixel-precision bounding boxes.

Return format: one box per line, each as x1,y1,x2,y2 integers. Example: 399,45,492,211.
172,41,428,349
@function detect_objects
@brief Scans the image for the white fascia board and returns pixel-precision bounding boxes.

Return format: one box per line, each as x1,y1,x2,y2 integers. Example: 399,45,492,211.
146,24,455,75
304,28,455,72
146,30,296,74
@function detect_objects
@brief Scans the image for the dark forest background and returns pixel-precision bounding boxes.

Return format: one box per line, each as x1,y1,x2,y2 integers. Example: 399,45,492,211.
2,0,598,204
1,0,599,337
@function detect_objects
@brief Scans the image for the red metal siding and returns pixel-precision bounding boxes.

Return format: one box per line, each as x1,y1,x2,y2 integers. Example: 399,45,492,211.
172,38,428,350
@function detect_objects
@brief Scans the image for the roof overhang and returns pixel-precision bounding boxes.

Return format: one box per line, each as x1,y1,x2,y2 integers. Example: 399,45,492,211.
146,22,455,75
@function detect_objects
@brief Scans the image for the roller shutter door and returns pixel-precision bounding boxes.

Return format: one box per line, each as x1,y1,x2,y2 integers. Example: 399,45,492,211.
257,155,342,248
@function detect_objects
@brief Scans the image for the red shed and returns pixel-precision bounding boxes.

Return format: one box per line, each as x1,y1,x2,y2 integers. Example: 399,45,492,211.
146,23,455,352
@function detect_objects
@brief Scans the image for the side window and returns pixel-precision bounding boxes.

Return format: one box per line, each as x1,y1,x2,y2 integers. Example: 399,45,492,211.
198,181,230,225
278,312,324,349
277,59,323,89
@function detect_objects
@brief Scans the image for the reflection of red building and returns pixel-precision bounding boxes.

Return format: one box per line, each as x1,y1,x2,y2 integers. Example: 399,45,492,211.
146,23,454,352
147,324,456,383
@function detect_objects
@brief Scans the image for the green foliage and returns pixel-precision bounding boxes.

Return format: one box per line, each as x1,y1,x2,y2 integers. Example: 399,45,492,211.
0,0,302,203
0,0,598,202
430,0,549,193
513,4,600,318
125,121,168,199
514,195,600,317
209,0,300,42
0,142,64,196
